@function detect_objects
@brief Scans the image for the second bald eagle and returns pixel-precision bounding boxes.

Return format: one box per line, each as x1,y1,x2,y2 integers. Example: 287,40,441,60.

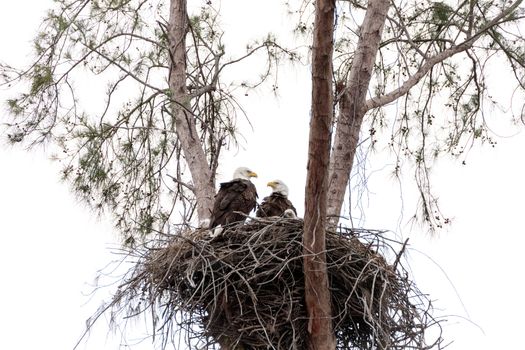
256,180,297,218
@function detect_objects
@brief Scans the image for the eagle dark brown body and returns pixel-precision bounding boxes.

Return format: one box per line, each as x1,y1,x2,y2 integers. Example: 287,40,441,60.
256,192,297,218
210,178,258,228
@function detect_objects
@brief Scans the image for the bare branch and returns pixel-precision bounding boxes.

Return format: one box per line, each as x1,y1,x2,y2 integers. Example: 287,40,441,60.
365,0,524,110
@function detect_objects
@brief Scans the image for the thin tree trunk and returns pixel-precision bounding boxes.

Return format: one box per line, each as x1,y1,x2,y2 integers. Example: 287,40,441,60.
168,0,215,223
326,0,390,225
303,0,336,349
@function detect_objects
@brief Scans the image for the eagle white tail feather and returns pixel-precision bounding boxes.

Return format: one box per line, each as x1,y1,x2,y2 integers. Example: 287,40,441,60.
209,225,224,238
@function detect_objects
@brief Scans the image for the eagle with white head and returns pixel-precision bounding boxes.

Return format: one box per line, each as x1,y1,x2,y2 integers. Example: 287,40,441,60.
256,179,297,218
209,167,258,228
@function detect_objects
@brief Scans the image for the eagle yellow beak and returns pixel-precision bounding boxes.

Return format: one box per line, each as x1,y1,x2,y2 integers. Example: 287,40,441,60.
267,181,276,188
248,171,258,178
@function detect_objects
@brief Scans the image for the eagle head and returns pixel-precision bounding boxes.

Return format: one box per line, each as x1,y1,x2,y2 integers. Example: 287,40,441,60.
267,180,289,196
233,167,258,180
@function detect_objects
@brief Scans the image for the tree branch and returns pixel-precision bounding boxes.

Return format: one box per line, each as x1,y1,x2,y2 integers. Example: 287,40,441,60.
168,0,215,222
326,0,390,224
365,0,524,111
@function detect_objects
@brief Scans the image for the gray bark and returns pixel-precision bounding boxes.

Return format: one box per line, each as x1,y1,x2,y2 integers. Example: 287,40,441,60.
326,0,390,225
168,0,215,222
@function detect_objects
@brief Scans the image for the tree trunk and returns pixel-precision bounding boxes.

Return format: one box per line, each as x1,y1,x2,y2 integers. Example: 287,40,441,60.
326,0,390,225
303,0,336,349
168,0,215,222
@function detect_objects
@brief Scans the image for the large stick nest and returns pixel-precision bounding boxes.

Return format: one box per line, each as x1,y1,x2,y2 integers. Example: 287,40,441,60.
95,218,443,349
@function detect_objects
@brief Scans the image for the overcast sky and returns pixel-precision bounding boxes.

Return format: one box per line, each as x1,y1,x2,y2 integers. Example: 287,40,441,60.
1,1,525,349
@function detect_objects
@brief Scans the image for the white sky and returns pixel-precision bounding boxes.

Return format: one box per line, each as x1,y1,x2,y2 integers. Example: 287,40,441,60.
1,1,525,349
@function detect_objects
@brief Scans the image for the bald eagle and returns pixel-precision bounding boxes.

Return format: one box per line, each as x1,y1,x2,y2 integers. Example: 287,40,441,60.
256,180,297,218
209,167,258,228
